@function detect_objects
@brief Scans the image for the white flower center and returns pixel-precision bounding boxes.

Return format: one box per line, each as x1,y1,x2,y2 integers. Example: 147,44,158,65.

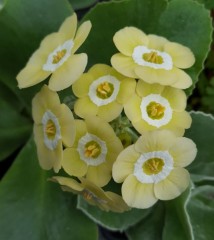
88,75,120,106
132,46,173,70
43,39,74,72
77,133,107,166
134,151,173,183
140,94,172,127
42,110,61,150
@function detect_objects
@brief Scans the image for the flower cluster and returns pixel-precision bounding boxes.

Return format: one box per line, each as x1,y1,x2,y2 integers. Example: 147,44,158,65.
17,13,197,211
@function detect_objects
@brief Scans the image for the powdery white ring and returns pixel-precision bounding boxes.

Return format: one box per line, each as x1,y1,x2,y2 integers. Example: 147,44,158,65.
43,39,74,72
42,110,61,150
134,151,173,184
132,46,173,70
140,94,172,128
88,75,120,106
77,133,107,166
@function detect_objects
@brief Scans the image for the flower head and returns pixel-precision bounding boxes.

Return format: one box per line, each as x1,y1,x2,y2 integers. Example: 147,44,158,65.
32,85,76,172
112,130,197,209
17,13,92,91
72,64,136,122
51,176,130,212
124,80,192,136
62,116,123,187
111,27,195,89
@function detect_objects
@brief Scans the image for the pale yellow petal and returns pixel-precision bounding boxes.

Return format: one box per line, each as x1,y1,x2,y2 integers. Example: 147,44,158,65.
117,78,136,104
154,167,190,200
86,164,111,187
164,42,195,69
105,192,130,212
73,120,87,147
74,97,98,119
112,145,140,183
134,130,176,153
62,148,87,177
111,53,138,78
122,175,157,209
59,104,76,147
34,125,62,172
132,119,155,134
32,85,60,124
48,53,87,91
169,137,197,167
58,13,77,39
72,20,92,53
97,101,123,122
147,34,168,51
161,87,187,111
170,68,192,89
51,176,84,192
113,27,149,56
88,64,112,78
124,94,142,122
72,73,94,97
136,80,164,97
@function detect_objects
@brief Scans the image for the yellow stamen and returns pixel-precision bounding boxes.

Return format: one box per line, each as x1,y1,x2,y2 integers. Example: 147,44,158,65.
147,102,165,120
143,51,163,64
143,158,164,175
84,141,101,158
45,120,56,139
82,190,93,200
52,49,67,64
96,82,114,99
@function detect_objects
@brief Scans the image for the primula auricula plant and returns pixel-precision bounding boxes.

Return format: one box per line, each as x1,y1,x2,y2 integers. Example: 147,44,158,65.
17,12,197,211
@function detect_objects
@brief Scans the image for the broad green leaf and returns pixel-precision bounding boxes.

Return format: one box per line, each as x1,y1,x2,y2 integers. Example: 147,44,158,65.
187,185,214,240
0,0,73,112
185,112,214,182
77,195,150,231
163,185,194,240
0,99,31,161
68,0,97,10
81,0,212,95
126,203,165,240
194,0,214,9
0,138,98,240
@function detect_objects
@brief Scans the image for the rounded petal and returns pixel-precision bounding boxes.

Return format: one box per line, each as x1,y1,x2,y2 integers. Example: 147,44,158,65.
132,119,155,134
136,80,164,97
34,125,62,172
72,20,92,53
134,130,176,153
122,175,157,209
86,164,111,187
97,101,123,122
147,34,168,51
169,137,197,168
154,167,190,200
48,53,87,91
112,145,140,183
59,104,76,147
117,78,136,104
72,73,94,97
161,87,187,111
164,42,195,69
32,85,60,124
51,176,84,192
73,120,87,147
88,64,112,78
62,148,87,177
124,94,142,122
113,27,148,56
111,53,138,78
74,97,98,119
58,13,77,39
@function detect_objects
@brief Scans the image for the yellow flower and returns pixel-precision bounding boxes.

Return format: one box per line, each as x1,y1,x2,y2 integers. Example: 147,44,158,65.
32,85,76,172
112,130,197,209
17,13,92,91
72,64,136,122
51,176,130,212
124,80,191,136
111,27,195,89
62,116,123,187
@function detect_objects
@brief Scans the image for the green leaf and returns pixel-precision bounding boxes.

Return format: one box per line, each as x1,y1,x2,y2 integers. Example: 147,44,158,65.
0,99,31,161
163,185,194,240
0,0,73,112
68,0,97,10
194,0,214,9
185,112,214,182
81,0,212,95
77,195,150,231
0,138,98,240
186,185,214,240
126,203,165,240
